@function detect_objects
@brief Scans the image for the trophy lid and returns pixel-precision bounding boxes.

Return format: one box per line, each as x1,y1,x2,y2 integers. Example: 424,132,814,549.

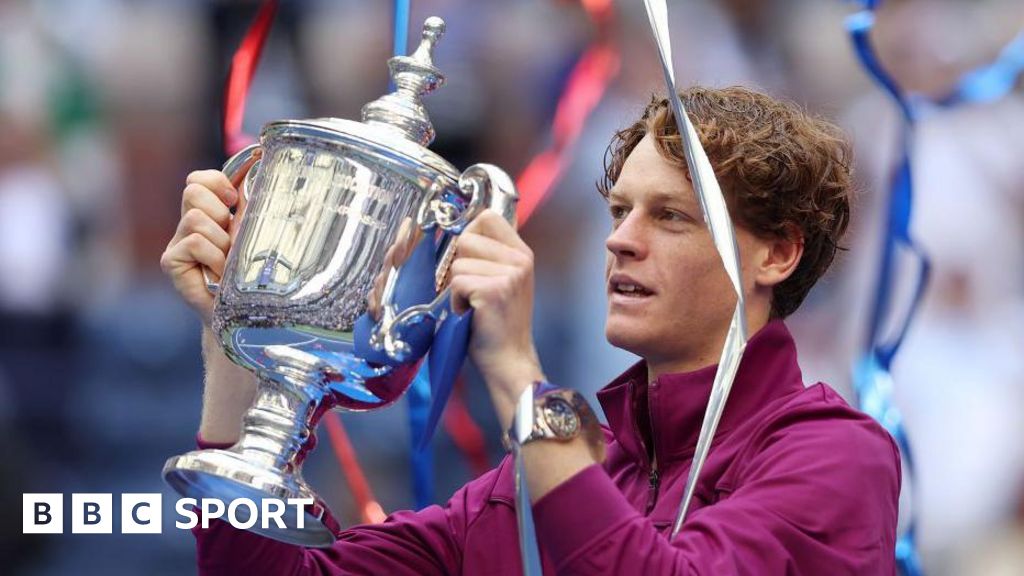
361,16,445,146
260,16,457,184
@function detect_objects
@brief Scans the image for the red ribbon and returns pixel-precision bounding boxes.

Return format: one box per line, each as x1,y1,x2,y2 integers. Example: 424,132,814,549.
442,377,492,478
322,415,387,524
515,41,620,225
222,0,279,156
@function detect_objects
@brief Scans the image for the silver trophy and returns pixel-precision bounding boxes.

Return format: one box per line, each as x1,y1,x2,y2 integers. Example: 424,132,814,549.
163,17,518,546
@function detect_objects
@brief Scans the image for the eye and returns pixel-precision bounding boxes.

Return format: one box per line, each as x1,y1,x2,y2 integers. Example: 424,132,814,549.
660,208,688,222
609,204,629,221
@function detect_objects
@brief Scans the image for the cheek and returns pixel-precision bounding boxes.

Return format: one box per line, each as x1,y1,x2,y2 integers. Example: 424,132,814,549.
666,252,734,308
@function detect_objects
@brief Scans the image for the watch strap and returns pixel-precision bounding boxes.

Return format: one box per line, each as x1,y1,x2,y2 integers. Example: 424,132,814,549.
505,382,606,464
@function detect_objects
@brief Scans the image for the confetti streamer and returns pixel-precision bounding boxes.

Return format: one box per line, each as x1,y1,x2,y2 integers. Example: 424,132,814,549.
222,0,278,155
515,1,620,226
845,4,929,573
638,0,751,535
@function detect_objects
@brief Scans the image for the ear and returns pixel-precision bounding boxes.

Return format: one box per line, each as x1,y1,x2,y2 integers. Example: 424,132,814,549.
754,226,803,289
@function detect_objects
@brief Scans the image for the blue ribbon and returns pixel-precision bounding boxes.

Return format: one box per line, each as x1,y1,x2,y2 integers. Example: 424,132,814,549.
938,30,1024,106
389,0,436,509
846,6,927,575
392,0,411,61
350,227,469,508
420,307,473,450
388,0,481,504
848,8,1022,573
408,361,435,509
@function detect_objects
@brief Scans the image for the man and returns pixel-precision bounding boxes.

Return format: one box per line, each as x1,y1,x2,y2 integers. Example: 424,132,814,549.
162,86,900,574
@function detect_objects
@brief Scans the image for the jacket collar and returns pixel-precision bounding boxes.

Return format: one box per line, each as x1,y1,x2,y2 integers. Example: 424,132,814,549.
597,319,805,469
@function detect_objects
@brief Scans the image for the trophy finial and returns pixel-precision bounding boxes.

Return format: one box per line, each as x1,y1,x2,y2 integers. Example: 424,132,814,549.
361,17,448,146
411,17,445,64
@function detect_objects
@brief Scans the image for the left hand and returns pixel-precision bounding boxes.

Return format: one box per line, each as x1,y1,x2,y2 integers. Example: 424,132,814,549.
448,209,545,427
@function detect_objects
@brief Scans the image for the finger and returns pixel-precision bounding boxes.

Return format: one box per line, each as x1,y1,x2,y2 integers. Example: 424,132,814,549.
449,257,519,279
391,218,421,266
181,184,233,228
166,262,216,322
366,269,389,320
228,189,248,241
463,209,529,252
381,239,403,271
172,209,232,253
448,273,481,315
366,288,380,320
186,169,238,208
164,232,228,278
448,274,510,316
455,232,531,268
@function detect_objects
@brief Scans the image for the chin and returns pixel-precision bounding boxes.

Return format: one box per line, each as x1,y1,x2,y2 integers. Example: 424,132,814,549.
604,320,649,357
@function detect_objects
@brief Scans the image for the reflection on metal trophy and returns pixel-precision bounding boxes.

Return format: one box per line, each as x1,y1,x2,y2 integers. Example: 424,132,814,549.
162,17,518,546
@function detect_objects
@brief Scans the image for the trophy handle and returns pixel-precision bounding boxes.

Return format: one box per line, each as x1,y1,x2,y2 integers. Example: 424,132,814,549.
203,144,262,293
371,163,519,362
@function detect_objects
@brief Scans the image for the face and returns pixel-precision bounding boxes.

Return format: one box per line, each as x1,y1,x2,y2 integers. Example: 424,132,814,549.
604,134,768,374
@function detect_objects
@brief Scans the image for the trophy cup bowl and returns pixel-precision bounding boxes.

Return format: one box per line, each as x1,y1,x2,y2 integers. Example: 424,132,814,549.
162,17,518,546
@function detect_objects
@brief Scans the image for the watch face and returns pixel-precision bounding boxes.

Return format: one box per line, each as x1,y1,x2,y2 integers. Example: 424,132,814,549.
543,396,580,439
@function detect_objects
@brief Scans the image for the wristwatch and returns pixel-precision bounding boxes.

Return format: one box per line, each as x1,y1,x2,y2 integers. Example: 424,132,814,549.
504,381,606,463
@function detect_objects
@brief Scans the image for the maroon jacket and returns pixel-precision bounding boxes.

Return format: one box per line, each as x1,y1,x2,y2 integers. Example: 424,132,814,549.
194,320,900,574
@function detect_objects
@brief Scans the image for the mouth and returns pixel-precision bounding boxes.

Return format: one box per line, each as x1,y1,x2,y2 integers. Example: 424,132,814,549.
608,274,655,299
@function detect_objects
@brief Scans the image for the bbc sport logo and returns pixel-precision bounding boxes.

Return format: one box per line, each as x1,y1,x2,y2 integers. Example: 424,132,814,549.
22,493,314,534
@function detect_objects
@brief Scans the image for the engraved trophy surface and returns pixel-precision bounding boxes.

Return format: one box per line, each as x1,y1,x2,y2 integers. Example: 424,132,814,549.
162,17,518,546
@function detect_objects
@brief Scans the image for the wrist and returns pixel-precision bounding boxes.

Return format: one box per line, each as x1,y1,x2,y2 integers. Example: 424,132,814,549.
482,354,546,430
201,326,221,358
506,384,606,465
502,382,605,502
198,326,258,444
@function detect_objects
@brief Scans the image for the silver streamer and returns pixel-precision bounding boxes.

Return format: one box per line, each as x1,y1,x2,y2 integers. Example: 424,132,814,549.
640,0,751,538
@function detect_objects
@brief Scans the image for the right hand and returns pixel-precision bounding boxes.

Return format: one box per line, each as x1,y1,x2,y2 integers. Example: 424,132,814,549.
160,169,243,327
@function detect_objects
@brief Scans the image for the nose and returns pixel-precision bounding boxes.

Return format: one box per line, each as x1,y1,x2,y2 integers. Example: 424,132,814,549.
606,210,648,260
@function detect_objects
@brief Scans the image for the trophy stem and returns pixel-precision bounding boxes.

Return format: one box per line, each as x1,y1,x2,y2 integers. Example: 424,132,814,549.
162,350,342,547
235,372,325,475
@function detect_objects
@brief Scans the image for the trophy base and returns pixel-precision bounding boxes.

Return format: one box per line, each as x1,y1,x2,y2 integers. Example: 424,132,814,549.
163,449,341,547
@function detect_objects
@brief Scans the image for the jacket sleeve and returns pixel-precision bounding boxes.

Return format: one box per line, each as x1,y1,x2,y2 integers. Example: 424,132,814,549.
191,440,502,576
531,413,901,575
194,502,464,576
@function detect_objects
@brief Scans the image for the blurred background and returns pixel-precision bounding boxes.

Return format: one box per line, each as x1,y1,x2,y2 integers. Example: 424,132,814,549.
1,0,1022,574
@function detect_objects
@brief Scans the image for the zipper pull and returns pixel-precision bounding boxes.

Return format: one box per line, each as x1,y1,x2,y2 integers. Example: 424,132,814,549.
645,468,660,515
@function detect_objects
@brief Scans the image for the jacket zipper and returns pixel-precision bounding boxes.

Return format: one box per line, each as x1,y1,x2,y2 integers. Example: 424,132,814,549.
629,380,662,515
645,468,660,515
644,379,660,515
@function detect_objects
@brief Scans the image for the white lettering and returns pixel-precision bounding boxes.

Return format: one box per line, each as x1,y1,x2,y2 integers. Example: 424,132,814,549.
23,493,314,533
122,494,163,534
227,499,258,530
175,498,198,530
262,499,287,529
71,494,112,534
23,494,63,534
287,498,314,529
200,499,225,529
